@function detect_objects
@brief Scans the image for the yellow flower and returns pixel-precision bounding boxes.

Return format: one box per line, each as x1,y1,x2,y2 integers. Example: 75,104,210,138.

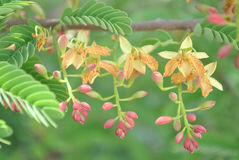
32,26,49,52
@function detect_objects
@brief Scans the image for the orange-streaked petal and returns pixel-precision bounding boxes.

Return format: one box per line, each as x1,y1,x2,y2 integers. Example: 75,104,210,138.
100,60,118,77
124,54,134,80
171,72,186,84
62,47,77,69
72,49,86,69
86,45,110,56
88,68,99,84
140,53,158,71
188,54,205,77
163,56,179,77
200,77,213,97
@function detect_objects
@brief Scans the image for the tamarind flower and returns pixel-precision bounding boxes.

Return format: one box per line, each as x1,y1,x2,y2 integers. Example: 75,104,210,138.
72,101,91,124
119,36,158,80
32,26,49,52
158,36,208,80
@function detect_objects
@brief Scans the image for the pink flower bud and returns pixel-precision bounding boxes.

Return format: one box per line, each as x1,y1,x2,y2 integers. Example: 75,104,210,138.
184,136,190,150
85,91,101,99
155,116,173,125
218,44,232,59
73,102,80,110
169,92,177,101
79,107,88,118
191,137,198,149
188,144,195,154
86,63,96,72
115,121,127,139
117,71,125,81
193,132,202,139
102,102,113,111
104,119,115,128
80,102,91,111
193,125,207,133
34,64,47,77
53,70,61,80
124,116,135,128
78,84,92,93
200,101,216,110
234,53,239,68
152,71,163,84
59,101,67,111
208,7,218,14
72,110,85,124
207,14,225,25
47,48,54,54
175,132,184,144
126,111,138,119
58,34,68,52
20,11,26,17
187,113,196,122
173,120,181,131
133,91,148,98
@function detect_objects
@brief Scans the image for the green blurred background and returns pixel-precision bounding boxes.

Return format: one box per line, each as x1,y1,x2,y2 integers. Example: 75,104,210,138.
1,0,239,159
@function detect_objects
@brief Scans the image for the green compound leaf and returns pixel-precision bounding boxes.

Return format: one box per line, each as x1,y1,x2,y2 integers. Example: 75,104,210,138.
61,0,132,35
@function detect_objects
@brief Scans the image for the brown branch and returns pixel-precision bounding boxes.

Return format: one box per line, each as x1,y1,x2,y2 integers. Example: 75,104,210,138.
6,18,202,32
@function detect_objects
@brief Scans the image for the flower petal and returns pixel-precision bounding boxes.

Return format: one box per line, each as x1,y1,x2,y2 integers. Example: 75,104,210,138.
180,36,192,50
200,77,213,97
72,49,86,69
77,30,88,43
140,53,158,71
124,54,134,79
100,60,118,77
188,54,205,77
86,45,110,56
134,60,146,74
163,56,178,77
118,53,128,65
205,61,217,76
171,72,186,84
141,45,155,53
209,77,223,91
119,35,132,54
62,46,77,69
158,51,178,59
191,52,209,59
178,59,192,77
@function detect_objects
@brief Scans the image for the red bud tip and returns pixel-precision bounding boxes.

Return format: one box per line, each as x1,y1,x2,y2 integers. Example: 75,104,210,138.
234,53,239,68
104,119,115,128
58,34,68,51
80,102,91,111
169,92,177,101
152,71,163,84
193,124,207,133
78,84,92,93
187,113,196,122
53,70,61,80
59,101,67,111
102,102,113,111
218,44,232,59
126,111,138,119
133,91,148,98
117,71,125,81
155,116,173,125
207,14,225,25
86,64,96,72
173,120,181,131
34,64,47,76
175,132,184,144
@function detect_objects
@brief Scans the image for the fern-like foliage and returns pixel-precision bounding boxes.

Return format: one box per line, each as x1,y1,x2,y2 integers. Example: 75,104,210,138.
0,119,13,148
0,20,38,67
61,0,132,35
0,61,64,128
0,0,33,20
22,57,68,102
194,20,238,50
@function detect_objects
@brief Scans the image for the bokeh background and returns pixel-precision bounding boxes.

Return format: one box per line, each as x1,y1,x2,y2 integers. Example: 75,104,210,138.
1,0,239,159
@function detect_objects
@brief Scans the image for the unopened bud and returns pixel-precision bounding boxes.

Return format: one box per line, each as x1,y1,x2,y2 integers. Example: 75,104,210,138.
193,132,202,139
218,44,232,59
80,102,91,111
20,11,26,17
126,111,138,119
169,92,177,101
58,34,68,52
234,53,239,68
85,91,101,99
59,101,67,111
133,91,148,99
187,113,196,122
208,7,218,14
117,71,125,81
175,132,184,144
86,63,96,72
73,102,80,110
155,116,173,125
34,64,47,77
78,84,92,93
104,119,115,128
173,119,181,131
102,102,113,111
193,124,207,133
53,70,61,80
200,101,216,110
184,136,190,150
207,14,225,25
152,71,163,85
191,137,198,149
